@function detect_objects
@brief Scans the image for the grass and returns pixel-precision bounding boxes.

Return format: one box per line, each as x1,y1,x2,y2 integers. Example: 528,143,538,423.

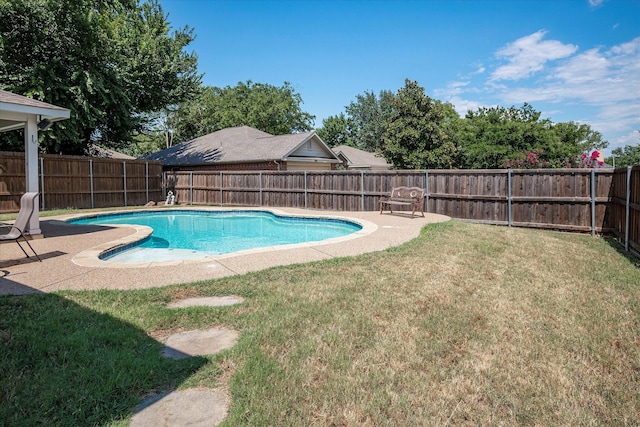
1,220,639,425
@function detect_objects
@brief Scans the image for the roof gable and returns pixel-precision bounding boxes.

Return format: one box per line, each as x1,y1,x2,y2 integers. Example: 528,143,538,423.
333,145,391,169
0,89,70,132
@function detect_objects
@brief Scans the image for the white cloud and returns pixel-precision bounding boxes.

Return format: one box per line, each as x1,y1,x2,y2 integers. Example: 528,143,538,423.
608,130,640,153
490,30,578,81
446,96,486,116
588,0,605,8
435,34,640,153
497,36,640,107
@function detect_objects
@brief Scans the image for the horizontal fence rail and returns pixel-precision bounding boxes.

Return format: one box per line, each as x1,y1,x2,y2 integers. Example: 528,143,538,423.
0,151,162,212
165,167,639,258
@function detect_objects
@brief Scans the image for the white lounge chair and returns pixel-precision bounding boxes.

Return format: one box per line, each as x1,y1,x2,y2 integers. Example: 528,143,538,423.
0,192,41,261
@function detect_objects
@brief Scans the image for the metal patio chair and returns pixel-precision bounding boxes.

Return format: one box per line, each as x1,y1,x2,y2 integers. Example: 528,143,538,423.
0,192,41,261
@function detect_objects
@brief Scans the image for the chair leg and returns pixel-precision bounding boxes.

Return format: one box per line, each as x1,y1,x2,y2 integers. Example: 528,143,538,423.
17,236,42,262
14,240,30,258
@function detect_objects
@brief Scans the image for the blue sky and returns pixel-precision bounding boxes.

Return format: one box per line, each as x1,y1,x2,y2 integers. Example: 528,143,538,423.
159,0,640,155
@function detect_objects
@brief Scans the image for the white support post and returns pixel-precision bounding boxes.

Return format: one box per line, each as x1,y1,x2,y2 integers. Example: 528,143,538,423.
24,116,40,234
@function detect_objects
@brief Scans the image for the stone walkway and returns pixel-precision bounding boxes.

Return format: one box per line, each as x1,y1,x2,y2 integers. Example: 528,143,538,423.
131,296,245,427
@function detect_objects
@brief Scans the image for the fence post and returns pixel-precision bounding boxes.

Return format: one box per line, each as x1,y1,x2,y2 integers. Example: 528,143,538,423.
123,161,127,207
625,166,631,252
145,161,149,203
591,169,596,237
162,171,166,201
304,171,308,209
219,171,223,206
361,171,365,211
39,157,45,210
259,171,263,207
425,169,429,213
507,169,512,226
90,159,94,208
189,171,193,205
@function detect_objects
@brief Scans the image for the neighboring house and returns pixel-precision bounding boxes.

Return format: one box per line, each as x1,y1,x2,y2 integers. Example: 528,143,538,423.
87,144,135,159
332,145,392,170
143,126,341,171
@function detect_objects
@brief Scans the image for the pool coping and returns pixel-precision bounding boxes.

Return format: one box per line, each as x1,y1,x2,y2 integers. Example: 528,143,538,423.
1,207,451,294
66,207,379,268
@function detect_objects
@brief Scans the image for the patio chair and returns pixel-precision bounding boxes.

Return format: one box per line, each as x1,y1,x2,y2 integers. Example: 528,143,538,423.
0,192,41,261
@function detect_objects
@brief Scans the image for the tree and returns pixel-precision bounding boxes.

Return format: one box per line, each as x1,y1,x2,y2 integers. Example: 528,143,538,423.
315,114,356,147
457,104,546,168
170,81,315,143
0,0,201,154
550,121,607,163
607,133,640,167
345,89,394,152
381,79,456,169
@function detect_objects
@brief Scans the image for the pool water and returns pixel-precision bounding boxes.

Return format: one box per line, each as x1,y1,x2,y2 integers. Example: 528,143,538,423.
69,210,362,263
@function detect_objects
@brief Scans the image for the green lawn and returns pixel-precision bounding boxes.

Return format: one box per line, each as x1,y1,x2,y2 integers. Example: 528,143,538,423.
1,221,638,426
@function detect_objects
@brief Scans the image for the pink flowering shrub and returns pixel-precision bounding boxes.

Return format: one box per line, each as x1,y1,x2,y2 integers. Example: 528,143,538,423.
565,150,605,168
502,149,552,169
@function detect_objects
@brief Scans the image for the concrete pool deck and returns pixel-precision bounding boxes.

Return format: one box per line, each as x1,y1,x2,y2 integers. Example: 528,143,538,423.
0,207,450,295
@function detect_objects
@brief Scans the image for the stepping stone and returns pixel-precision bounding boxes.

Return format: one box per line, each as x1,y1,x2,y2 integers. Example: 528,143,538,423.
162,328,239,360
167,296,244,308
130,388,227,427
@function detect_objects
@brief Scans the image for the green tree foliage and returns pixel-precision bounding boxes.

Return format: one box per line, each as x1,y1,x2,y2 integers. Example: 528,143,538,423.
315,114,356,147
456,103,551,168
0,0,200,154
381,79,456,169
344,90,394,152
549,121,607,163
456,103,607,169
169,81,315,143
607,134,640,167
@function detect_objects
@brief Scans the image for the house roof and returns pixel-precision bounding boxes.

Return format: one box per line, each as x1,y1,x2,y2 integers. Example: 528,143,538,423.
0,89,71,132
88,144,136,160
144,126,340,166
332,145,391,169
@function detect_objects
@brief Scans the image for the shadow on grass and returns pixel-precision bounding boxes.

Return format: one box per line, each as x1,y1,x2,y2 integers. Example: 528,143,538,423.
0,292,207,426
603,235,640,267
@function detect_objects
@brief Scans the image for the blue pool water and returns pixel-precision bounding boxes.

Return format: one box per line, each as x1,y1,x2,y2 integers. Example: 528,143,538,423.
69,210,362,263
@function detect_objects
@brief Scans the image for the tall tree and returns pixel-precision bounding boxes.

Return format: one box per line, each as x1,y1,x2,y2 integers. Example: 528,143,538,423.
381,79,456,169
316,114,356,147
457,103,562,169
170,81,315,143
607,133,640,167
550,121,608,162
345,89,394,152
0,0,200,154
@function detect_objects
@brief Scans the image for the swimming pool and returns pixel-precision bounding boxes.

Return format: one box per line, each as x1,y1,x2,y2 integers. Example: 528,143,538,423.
69,210,363,263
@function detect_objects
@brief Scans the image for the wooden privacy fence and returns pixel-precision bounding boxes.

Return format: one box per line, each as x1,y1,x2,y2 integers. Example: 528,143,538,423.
166,167,639,258
1,151,637,258
0,151,163,212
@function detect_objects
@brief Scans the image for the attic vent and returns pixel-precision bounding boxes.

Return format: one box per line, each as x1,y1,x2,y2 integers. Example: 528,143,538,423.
307,141,312,150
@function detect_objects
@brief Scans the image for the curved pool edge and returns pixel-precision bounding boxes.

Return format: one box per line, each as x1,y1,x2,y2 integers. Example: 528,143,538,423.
68,207,378,269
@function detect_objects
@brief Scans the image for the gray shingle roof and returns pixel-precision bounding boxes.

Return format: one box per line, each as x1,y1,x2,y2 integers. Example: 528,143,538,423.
0,89,69,112
144,126,338,166
332,145,391,169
